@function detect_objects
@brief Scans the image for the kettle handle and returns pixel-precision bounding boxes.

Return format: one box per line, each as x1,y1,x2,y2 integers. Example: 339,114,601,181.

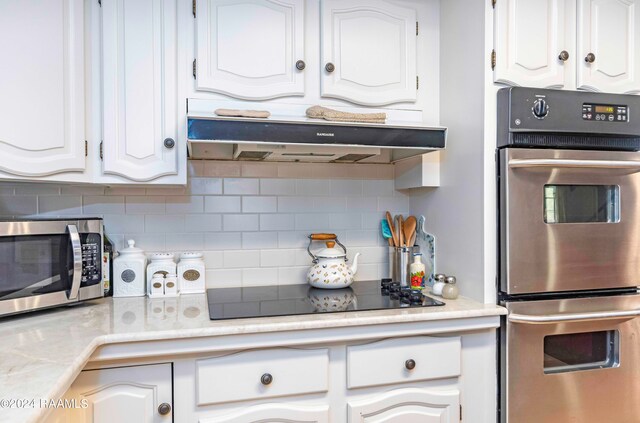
307,235,348,263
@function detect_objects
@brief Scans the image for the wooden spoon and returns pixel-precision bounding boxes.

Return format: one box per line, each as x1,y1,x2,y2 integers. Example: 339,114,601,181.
398,215,405,247
404,216,417,247
386,211,397,247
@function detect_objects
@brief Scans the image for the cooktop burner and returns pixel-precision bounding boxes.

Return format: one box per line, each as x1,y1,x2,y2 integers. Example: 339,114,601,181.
207,280,445,320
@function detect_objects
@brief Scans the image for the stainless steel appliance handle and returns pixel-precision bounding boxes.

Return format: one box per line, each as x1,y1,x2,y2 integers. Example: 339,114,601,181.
67,224,82,301
508,309,640,324
509,158,640,170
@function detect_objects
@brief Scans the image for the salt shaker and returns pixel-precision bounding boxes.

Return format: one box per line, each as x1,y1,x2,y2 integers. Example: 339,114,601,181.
113,240,147,297
149,274,164,297
164,274,179,296
442,276,459,299
432,273,446,296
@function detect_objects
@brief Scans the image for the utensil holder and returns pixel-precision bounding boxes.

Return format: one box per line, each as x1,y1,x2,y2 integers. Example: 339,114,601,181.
389,246,417,287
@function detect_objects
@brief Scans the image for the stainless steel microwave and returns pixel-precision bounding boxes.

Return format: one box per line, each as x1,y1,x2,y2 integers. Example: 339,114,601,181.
0,218,104,317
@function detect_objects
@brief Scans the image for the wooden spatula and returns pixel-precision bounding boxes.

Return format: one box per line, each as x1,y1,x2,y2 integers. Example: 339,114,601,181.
398,215,405,247
404,216,417,247
386,211,397,247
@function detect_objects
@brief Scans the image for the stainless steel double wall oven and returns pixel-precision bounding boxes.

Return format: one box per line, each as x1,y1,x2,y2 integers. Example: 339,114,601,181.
498,88,640,423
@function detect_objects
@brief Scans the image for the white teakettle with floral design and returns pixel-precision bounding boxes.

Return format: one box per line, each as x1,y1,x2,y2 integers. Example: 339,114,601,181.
306,234,360,289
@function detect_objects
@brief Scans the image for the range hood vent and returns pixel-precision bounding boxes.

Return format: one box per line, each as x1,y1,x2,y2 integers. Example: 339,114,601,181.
187,109,447,164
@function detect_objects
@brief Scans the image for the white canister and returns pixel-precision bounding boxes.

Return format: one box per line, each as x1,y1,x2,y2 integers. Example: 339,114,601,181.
178,252,206,294
113,240,147,297
146,252,176,292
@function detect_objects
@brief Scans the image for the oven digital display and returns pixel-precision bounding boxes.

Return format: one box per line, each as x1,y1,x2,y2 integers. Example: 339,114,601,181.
582,103,628,122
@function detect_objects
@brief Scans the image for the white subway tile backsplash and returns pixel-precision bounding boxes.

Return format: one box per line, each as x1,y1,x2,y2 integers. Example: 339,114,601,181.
38,196,82,216
242,232,278,249
145,215,186,233
224,250,260,268
185,214,222,232
189,178,223,195
205,196,241,213
242,268,278,287
2,162,390,288
205,232,242,250
260,178,296,195
224,178,259,195
223,214,259,231
206,269,242,288
83,196,125,214
14,184,60,196
354,264,379,281
260,214,295,231
125,196,165,214
242,196,277,213
166,196,204,214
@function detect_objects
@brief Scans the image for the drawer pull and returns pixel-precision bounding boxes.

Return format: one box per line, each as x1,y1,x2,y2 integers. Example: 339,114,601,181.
405,359,416,370
261,373,273,386
157,402,172,415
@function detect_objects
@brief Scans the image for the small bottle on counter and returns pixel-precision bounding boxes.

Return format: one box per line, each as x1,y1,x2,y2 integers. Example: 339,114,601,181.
442,276,459,299
409,253,425,290
149,274,165,297
164,274,179,296
432,273,446,296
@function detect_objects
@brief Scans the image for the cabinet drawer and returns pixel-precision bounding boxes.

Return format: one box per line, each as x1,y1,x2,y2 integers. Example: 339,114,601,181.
196,348,329,405
347,336,460,389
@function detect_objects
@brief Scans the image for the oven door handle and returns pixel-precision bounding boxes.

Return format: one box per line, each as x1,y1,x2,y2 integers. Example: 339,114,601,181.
508,309,640,324
509,158,640,170
67,224,82,301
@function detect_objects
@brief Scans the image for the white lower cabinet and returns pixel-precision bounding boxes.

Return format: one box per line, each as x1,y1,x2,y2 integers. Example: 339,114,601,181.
200,403,330,423
63,363,173,423
348,388,460,423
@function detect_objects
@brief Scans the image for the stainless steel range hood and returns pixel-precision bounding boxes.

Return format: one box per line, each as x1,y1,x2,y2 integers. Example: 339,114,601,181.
187,112,447,164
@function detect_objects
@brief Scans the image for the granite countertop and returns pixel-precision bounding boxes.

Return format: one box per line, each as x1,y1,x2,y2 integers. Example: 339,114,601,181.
0,290,506,423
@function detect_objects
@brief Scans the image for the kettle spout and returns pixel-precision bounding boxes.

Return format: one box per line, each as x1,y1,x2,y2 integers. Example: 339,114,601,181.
350,253,360,275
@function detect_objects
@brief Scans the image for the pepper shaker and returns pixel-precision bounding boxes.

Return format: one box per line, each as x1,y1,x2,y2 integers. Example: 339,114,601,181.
442,276,459,299
432,273,446,296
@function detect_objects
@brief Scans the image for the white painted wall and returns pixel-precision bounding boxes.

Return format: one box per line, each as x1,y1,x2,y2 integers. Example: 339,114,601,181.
410,0,488,303
0,161,407,288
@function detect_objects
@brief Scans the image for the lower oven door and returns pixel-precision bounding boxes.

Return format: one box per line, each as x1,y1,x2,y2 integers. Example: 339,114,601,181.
503,294,640,423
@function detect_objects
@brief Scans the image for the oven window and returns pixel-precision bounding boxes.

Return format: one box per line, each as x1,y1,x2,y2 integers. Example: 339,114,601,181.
544,185,619,223
544,330,619,374
0,234,73,300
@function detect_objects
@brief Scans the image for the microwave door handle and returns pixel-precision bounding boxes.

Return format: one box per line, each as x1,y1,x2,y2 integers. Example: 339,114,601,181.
67,224,82,301
508,309,640,324
509,158,640,170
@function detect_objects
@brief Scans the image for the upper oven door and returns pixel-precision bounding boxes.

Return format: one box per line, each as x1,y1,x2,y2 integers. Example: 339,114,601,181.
504,295,640,423
500,148,640,295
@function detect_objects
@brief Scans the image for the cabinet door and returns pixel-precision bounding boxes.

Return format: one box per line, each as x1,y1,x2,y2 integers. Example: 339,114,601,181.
101,0,179,182
67,364,173,423
195,0,305,100
577,0,640,93
494,0,569,88
201,403,330,423
0,0,86,177
348,388,460,423
320,0,417,106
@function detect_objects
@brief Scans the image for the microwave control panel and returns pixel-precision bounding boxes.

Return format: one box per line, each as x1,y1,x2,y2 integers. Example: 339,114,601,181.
81,233,102,285
582,103,628,122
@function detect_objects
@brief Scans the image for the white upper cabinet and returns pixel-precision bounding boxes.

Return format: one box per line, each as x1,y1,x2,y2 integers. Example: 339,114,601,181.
493,0,569,89
0,0,86,178
320,0,418,106
577,0,640,93
100,0,179,182
195,0,305,100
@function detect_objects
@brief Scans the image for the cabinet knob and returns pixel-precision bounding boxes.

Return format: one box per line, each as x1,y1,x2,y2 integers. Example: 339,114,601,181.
163,138,175,149
296,60,306,71
558,50,570,62
585,53,596,63
325,62,335,73
405,359,416,370
157,403,172,415
261,373,273,385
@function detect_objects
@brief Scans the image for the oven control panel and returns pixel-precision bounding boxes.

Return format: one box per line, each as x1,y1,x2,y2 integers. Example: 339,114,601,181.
582,103,628,122
81,233,102,286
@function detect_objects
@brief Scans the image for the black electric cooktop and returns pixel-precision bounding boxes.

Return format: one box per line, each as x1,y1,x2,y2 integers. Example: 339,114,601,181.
207,280,445,320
